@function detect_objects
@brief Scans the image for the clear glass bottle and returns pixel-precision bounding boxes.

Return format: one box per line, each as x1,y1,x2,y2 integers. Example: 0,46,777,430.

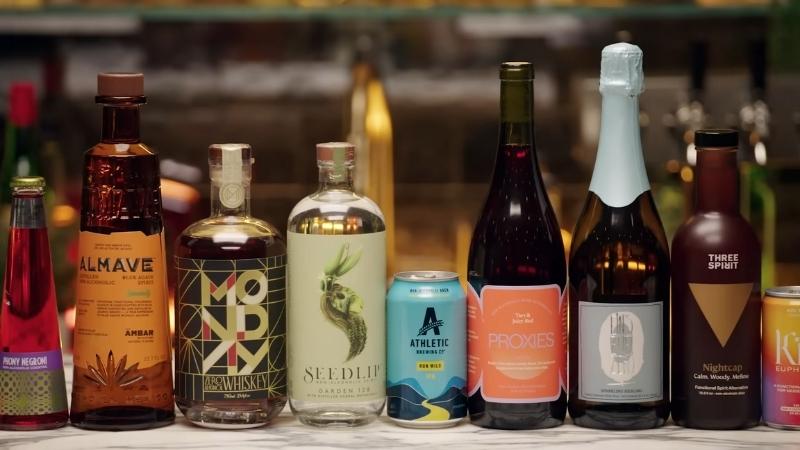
287,142,386,427
174,144,287,428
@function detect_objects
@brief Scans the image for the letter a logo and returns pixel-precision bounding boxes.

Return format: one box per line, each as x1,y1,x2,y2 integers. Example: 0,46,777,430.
418,307,445,336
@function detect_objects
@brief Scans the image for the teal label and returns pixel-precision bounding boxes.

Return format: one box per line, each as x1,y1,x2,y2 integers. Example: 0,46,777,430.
387,281,467,422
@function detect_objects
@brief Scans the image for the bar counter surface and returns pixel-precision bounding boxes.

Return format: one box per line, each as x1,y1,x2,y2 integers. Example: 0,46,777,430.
0,357,796,449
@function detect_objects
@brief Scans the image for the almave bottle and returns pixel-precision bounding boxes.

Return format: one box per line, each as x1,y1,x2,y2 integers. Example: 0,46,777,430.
287,142,386,427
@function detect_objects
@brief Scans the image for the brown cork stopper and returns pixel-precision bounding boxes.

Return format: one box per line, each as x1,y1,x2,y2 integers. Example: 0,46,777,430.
97,72,144,97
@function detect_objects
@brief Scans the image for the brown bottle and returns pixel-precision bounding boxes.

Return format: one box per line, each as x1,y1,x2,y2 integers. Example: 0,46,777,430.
70,73,175,430
671,129,761,429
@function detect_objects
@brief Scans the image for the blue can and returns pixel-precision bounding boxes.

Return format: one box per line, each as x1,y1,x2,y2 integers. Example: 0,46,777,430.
387,271,467,428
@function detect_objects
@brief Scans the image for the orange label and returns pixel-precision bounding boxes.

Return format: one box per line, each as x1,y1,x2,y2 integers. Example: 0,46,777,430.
72,231,172,409
467,284,565,403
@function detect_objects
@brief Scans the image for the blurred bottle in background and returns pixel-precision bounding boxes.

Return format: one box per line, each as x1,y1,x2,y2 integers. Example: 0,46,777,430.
0,83,42,288
659,41,709,242
739,38,775,289
345,39,396,278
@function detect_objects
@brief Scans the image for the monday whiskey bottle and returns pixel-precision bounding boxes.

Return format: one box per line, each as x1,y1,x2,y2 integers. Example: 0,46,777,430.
287,142,386,427
671,129,761,429
70,73,174,430
467,62,567,430
568,43,670,430
175,144,287,428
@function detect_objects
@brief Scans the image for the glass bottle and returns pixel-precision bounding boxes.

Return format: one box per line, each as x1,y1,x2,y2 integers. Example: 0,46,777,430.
466,62,567,430
0,176,67,430
287,142,386,427
0,83,42,292
70,73,174,430
174,143,287,428
568,43,670,430
671,129,761,429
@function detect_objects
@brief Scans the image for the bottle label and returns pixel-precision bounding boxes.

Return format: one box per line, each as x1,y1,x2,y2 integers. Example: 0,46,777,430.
174,256,287,402
73,231,172,411
386,281,467,422
466,284,565,403
0,350,67,415
287,231,386,403
578,301,663,403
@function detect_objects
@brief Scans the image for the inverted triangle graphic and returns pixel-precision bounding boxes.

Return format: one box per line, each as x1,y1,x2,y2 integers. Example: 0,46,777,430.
689,282,753,347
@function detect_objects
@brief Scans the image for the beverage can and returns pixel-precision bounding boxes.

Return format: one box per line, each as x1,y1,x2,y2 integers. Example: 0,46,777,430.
763,286,800,430
386,271,467,428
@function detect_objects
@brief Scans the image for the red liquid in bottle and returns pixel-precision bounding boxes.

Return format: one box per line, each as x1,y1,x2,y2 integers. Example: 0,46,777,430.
0,184,68,430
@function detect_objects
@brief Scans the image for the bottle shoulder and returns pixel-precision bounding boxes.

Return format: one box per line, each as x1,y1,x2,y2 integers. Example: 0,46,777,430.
86,142,156,157
180,216,284,241
288,190,386,233
672,212,760,255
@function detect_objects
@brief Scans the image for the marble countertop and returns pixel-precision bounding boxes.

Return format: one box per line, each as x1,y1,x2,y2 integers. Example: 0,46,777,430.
1,357,796,450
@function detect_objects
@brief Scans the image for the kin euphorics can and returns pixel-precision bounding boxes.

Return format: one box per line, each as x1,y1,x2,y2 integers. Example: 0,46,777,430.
387,271,467,428
763,286,800,430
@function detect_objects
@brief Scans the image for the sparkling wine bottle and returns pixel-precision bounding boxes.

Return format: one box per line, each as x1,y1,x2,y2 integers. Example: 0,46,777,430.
568,43,670,430
466,62,567,430
0,176,67,431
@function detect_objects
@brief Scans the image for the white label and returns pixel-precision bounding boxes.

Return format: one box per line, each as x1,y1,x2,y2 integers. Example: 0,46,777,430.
578,301,664,403
287,231,386,403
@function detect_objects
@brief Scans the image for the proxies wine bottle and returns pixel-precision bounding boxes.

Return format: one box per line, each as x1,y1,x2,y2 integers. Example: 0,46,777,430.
568,43,670,430
467,62,567,430
671,129,761,429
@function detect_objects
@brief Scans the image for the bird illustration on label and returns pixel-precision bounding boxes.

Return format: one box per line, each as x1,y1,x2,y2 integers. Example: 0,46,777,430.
321,243,367,362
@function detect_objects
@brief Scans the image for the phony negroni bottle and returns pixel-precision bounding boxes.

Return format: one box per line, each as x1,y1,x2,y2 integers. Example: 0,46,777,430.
70,73,174,430
568,43,670,430
671,129,761,429
175,144,287,428
287,142,386,427
467,62,567,430
0,177,68,430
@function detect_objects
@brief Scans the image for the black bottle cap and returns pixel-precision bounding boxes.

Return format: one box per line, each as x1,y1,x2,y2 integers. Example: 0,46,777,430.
695,129,739,148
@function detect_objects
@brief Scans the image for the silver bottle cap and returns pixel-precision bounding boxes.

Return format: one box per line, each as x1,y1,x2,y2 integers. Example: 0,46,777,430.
600,42,644,96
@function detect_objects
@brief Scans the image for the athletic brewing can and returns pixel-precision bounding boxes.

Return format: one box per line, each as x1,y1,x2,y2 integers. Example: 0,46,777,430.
387,271,467,428
763,286,800,430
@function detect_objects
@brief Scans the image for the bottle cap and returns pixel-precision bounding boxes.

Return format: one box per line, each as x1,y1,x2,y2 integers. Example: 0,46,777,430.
695,129,739,148
317,142,355,165
500,62,534,80
97,72,144,97
8,82,37,127
600,42,644,95
208,143,253,164
11,176,45,189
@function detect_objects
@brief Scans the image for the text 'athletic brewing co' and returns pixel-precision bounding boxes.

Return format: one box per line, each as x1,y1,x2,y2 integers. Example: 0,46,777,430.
287,142,386,427
671,129,761,429
386,271,467,428
467,62,568,430
568,43,670,430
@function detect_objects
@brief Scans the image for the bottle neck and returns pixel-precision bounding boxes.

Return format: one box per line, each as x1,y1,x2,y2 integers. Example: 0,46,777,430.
695,148,739,214
499,78,534,148
210,181,250,217
10,192,46,229
101,105,141,143
318,163,355,192
589,92,650,208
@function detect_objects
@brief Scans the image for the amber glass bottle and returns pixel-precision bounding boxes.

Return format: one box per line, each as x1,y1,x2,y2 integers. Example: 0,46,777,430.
671,129,761,429
70,73,174,430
